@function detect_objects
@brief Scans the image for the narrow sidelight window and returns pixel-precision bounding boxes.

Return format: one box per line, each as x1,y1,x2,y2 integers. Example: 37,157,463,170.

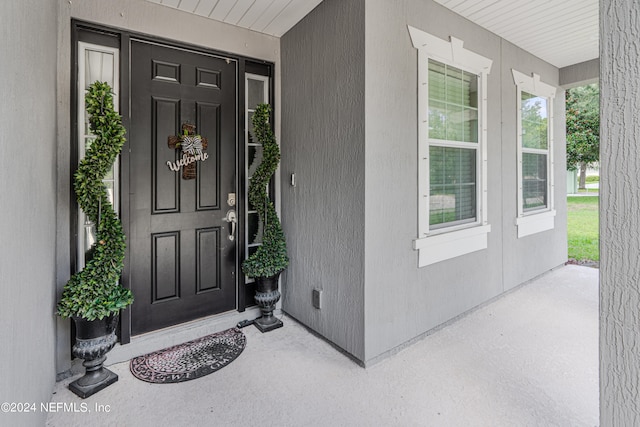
245,73,270,283
77,41,120,270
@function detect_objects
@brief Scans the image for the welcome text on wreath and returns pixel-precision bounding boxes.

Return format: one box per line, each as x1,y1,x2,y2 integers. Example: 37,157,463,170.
167,123,209,180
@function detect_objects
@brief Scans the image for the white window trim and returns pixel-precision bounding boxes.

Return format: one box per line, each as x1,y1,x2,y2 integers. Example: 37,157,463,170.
409,25,493,267
512,69,556,238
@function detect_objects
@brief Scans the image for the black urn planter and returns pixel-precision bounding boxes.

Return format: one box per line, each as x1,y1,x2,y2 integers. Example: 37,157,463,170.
254,273,283,333
69,315,119,398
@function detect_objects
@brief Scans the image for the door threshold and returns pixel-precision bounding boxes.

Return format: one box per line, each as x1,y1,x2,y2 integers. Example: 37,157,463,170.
107,307,263,366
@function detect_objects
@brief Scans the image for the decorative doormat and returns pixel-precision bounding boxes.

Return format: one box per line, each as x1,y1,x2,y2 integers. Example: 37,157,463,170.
129,328,246,384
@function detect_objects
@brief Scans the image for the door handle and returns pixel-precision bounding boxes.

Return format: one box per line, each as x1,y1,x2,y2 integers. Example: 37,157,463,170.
224,210,237,241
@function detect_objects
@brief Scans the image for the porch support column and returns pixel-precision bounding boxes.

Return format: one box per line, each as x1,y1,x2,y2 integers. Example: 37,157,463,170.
600,0,640,424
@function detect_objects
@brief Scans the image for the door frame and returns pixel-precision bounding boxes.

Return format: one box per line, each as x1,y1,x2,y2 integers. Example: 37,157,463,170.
70,20,274,344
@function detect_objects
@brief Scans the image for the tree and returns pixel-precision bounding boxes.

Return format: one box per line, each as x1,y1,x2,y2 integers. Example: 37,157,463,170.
566,84,599,189
241,104,289,278
57,82,133,320
522,92,549,149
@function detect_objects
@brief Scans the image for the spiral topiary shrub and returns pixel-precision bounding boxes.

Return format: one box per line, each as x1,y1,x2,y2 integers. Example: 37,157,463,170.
57,82,133,320
242,104,289,278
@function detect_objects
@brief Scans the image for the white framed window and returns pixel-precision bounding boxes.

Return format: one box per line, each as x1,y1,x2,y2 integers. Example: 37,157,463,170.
409,26,492,267
77,42,120,270
512,70,556,238
245,73,270,283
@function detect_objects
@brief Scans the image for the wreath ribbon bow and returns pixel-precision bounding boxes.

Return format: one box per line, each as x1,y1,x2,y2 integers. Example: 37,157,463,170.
182,135,203,155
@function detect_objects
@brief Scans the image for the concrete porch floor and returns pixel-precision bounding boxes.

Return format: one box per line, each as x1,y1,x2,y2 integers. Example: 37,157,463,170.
46,265,598,427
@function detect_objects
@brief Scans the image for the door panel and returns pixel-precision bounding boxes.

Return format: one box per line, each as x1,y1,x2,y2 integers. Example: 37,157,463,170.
152,98,180,213
196,102,221,210
129,40,237,335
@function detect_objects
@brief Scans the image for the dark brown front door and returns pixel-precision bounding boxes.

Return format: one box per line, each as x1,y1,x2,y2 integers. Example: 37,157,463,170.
128,40,237,335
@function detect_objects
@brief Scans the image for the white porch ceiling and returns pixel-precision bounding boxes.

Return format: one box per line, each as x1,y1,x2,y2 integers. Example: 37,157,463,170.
145,0,597,69
432,0,599,68
145,0,323,37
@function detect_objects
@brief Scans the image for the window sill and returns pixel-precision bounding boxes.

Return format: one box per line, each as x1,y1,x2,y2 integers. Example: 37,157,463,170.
413,224,491,267
516,210,556,238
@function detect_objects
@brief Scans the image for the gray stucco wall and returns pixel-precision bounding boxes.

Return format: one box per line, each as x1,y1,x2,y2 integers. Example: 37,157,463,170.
363,0,567,363
500,40,567,291
55,0,281,372
281,0,566,364
600,0,640,424
0,1,58,426
280,0,366,360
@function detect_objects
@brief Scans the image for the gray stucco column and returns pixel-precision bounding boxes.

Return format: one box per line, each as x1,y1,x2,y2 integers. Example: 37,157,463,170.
600,0,640,424
1,2,58,426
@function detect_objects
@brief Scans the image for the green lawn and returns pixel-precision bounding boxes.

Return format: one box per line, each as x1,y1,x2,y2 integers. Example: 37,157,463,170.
577,188,599,194
567,196,599,262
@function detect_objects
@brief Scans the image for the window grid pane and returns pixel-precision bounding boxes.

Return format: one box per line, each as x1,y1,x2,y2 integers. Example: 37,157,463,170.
428,100,446,140
247,79,265,110
446,103,464,142
445,66,463,106
428,60,446,101
522,152,547,211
